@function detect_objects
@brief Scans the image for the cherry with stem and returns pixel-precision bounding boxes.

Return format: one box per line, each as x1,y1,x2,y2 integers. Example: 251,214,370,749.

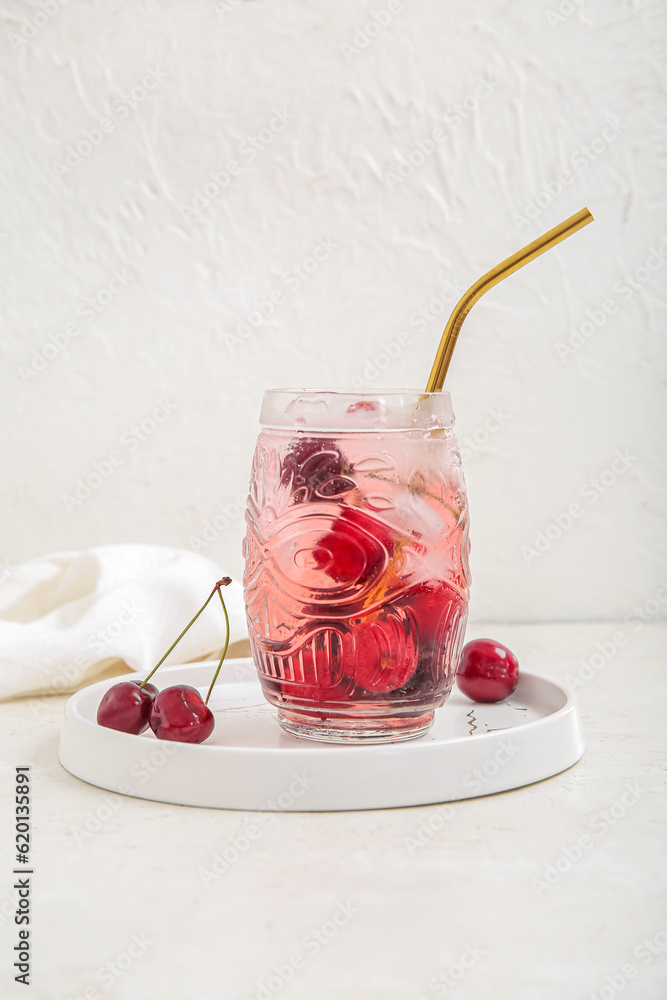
140,576,232,690
147,577,232,743
204,586,231,705
97,577,232,741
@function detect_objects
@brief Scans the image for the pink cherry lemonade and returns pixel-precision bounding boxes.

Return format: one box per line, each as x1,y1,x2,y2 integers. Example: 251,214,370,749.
243,390,471,742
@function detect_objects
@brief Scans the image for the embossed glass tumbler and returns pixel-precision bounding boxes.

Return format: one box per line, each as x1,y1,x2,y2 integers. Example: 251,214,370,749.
243,390,471,743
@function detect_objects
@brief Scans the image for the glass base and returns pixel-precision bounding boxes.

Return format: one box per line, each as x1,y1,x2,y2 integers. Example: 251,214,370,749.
277,709,435,744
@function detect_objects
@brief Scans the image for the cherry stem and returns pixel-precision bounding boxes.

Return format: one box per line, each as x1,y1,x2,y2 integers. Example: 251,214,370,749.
204,589,230,705
140,577,232,688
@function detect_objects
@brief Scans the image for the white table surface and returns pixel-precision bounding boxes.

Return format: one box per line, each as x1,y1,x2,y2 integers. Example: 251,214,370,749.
1,621,665,1000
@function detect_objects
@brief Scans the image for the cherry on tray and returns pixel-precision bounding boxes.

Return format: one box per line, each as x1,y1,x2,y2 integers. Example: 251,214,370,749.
456,639,519,703
96,680,158,735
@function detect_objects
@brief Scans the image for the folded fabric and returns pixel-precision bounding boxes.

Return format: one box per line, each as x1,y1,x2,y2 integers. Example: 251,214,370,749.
0,545,248,701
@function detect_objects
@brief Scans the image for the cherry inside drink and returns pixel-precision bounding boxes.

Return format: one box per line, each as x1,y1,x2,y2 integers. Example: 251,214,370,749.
243,390,471,742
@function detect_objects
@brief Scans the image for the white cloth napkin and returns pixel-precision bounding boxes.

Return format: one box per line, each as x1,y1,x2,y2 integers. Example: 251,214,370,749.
0,545,248,701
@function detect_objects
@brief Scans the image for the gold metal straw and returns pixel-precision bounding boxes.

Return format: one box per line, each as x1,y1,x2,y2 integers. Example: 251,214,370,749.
425,207,594,392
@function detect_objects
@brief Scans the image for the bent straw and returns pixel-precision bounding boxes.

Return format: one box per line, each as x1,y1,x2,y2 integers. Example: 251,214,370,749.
425,207,594,392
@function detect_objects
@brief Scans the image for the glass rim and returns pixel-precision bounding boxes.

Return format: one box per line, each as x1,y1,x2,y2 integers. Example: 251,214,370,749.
259,388,455,432
263,387,452,398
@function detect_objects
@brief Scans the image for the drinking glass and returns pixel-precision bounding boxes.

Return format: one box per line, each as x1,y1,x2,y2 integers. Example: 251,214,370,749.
243,390,471,743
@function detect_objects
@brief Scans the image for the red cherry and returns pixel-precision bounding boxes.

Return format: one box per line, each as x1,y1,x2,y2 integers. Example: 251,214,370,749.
149,685,215,744
456,639,519,703
405,580,453,636
281,619,415,699
97,680,158,735
353,580,465,693
349,611,416,693
278,581,469,705
313,507,395,584
281,437,351,501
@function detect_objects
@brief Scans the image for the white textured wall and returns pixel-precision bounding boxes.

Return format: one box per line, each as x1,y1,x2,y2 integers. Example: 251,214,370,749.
1,0,665,623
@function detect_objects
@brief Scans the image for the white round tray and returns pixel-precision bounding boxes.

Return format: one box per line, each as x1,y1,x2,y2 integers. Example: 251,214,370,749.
59,658,584,811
